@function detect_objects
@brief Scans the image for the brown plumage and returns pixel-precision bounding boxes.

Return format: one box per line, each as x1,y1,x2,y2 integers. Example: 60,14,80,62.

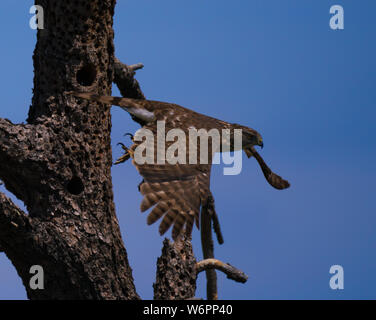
70,92,290,241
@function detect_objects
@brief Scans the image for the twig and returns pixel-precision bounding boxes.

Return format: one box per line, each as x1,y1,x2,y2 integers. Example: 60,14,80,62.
196,259,248,283
200,196,217,300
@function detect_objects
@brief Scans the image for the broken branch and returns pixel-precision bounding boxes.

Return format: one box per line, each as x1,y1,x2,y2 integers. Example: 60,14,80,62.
128,63,144,71
196,258,248,283
113,57,145,99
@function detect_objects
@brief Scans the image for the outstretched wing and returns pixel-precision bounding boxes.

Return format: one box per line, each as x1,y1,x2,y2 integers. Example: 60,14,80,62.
129,123,213,240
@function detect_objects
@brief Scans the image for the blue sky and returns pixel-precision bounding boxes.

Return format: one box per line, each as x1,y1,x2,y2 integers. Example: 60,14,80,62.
0,0,375,299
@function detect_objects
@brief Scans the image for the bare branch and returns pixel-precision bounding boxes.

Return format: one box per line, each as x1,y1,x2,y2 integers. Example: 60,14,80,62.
0,192,30,246
0,119,29,162
200,196,218,300
200,195,247,298
128,63,144,71
113,57,145,99
0,119,57,211
196,258,248,283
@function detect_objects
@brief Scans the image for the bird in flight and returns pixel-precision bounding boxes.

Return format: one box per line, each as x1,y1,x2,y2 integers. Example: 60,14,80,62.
70,92,290,241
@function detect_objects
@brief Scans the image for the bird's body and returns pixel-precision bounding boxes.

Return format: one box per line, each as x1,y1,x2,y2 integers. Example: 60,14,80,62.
70,92,290,240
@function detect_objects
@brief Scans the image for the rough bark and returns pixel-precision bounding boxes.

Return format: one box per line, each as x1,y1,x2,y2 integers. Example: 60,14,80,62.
153,238,197,300
0,0,139,299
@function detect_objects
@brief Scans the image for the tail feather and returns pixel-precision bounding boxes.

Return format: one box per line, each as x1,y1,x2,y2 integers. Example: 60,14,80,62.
67,91,155,123
67,91,139,109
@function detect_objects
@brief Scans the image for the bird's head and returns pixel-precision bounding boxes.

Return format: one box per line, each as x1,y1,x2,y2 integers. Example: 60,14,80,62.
233,124,263,157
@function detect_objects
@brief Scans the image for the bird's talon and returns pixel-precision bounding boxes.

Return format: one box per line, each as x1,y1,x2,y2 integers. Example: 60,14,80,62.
117,142,130,153
114,153,130,165
114,142,134,165
124,133,134,141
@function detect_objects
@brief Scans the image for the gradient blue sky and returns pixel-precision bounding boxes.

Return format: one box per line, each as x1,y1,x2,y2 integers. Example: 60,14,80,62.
0,0,375,299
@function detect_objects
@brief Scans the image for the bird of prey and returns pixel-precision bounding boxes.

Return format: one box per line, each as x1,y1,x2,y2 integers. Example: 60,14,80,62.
70,92,290,241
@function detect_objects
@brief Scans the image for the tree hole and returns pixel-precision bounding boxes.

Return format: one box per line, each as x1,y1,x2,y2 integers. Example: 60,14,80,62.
76,64,97,86
67,176,84,195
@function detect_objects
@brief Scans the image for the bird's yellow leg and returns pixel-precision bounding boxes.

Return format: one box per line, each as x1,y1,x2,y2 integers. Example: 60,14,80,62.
114,142,134,165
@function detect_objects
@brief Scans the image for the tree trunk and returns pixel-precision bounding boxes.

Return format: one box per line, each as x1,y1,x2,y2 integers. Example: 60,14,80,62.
0,0,139,299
